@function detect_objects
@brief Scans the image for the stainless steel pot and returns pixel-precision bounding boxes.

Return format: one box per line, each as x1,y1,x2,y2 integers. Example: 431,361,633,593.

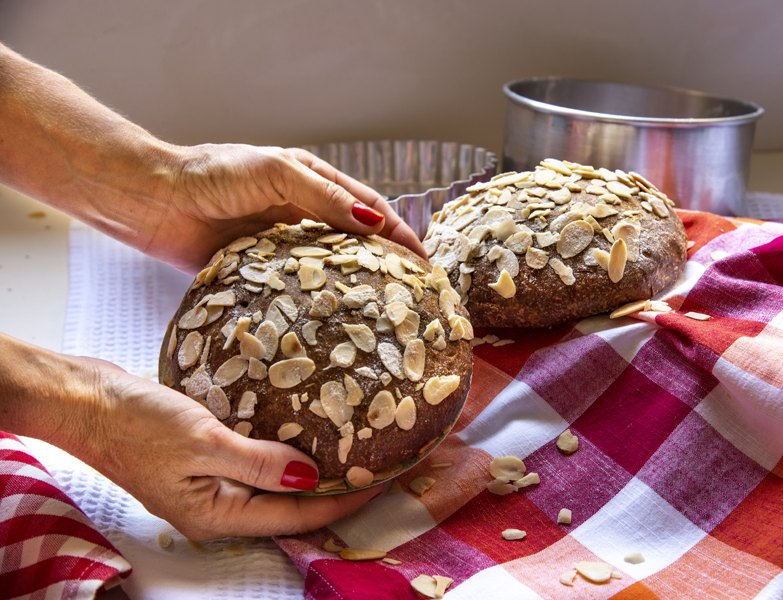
503,78,764,216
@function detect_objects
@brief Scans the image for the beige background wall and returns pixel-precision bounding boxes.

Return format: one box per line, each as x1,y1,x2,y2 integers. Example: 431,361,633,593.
1,0,782,157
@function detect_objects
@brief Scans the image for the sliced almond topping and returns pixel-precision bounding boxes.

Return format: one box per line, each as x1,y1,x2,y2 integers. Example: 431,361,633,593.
237,391,258,419
314,478,346,493
283,257,300,274
199,335,211,365
178,306,208,330
432,335,447,351
290,246,333,258
423,375,460,405
557,508,572,525
356,247,380,271
178,331,204,370
343,323,376,352
267,271,286,291
395,396,417,430
574,561,612,583
385,252,405,280
513,473,540,488
382,557,402,566
207,291,236,307
280,332,306,358
223,316,251,350
559,570,577,587
410,476,435,496
385,301,409,326
438,287,461,320
502,529,527,541
610,299,648,319
525,247,549,270
343,285,377,309
550,258,575,285
384,282,413,308
487,478,516,495
354,366,377,379
625,551,646,564
490,456,526,480
268,357,316,388
337,434,353,464
612,221,640,262
411,575,438,599
685,311,711,320
206,385,231,419
339,548,385,561
308,400,327,418
239,333,265,361
380,372,393,385
395,310,420,347
608,239,628,283
166,323,178,358
254,320,279,361
318,232,347,245
278,422,304,442
346,466,374,488
185,366,211,401
367,390,397,429
403,339,426,381
433,576,453,599
593,248,610,271
302,320,322,345
298,265,327,291
357,427,372,439
248,357,268,381
212,356,249,387
423,319,445,342
344,374,364,406
308,290,337,317
320,380,354,427
649,300,672,312
375,312,394,335
488,269,516,299
556,429,579,454
233,421,253,437
227,236,258,252
362,239,384,256
377,342,405,379
557,220,594,259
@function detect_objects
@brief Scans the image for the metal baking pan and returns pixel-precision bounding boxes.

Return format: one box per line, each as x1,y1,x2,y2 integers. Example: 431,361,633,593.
302,140,498,239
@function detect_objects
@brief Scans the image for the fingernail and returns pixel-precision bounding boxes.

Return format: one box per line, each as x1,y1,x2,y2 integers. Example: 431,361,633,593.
352,202,384,227
280,461,319,491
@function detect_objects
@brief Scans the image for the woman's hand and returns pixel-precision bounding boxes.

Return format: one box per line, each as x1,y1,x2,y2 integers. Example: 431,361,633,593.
148,144,426,274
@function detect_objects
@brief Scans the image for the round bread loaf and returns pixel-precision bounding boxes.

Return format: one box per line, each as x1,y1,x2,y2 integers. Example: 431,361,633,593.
423,159,688,328
160,220,473,490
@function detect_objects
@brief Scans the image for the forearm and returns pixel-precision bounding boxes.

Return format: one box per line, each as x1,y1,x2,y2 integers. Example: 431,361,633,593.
0,332,101,456
0,42,179,251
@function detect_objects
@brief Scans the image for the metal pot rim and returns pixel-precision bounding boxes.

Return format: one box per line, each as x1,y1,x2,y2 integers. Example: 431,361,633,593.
503,77,764,128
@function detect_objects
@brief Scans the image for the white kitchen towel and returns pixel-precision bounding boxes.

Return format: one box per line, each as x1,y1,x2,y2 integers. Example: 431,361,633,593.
26,220,306,600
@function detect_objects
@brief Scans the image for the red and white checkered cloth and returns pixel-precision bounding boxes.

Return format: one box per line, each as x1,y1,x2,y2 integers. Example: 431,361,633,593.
275,210,783,600
0,432,131,600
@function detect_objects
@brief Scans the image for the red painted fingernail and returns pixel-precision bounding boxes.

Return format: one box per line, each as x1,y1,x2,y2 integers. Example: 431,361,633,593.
280,461,319,491
352,202,385,226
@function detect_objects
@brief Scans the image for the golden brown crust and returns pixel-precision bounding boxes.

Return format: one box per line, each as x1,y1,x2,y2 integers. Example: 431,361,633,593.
161,222,473,481
424,161,688,328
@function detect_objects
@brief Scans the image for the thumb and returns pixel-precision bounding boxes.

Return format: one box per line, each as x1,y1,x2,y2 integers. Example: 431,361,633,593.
209,427,322,492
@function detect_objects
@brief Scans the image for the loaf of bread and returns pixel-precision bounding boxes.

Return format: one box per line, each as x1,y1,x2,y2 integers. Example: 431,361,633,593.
424,159,688,328
160,220,473,491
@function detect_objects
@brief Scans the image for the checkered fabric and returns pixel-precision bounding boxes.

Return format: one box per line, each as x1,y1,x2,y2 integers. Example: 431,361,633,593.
0,433,131,600
275,210,783,600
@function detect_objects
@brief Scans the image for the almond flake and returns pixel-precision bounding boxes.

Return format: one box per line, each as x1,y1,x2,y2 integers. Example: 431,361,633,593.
233,421,253,437
178,331,204,369
178,306,208,330
157,531,173,549
322,538,343,552
502,529,526,541
290,246,333,258
525,246,549,269
403,339,426,381
423,319,445,342
513,473,540,488
212,356,249,387
410,476,436,496
337,434,353,463
367,390,397,429
185,366,211,401
281,332,306,358
610,299,648,319
559,570,577,587
557,220,594,259
206,385,231,419
199,336,211,365
488,269,516,299
239,333,265,361
248,357,267,380
490,456,526,480
207,291,236,307
342,285,376,309
380,372,393,385
432,335,447,351
346,466,374,488
593,248,610,271
385,253,405,280
223,316,251,350
685,311,711,321
385,301,409,326
487,479,515,495
354,366,377,379
320,380,354,427
237,391,258,419
557,508,572,525
574,561,613,583
343,323,376,352
556,429,579,454
377,342,405,379
375,313,394,335
268,357,316,388
308,400,327,418
395,396,417,430
608,238,628,283
411,575,438,599
309,290,337,317
382,558,401,566
624,551,646,564
299,265,326,291
277,422,303,442
357,427,372,439
227,237,258,252
254,320,279,361
423,375,460,405
339,548,386,561
395,310,420,347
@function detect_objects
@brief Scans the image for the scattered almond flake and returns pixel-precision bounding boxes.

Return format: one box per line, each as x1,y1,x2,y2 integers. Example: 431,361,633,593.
502,529,527,541
492,339,515,347
608,238,628,283
711,250,730,261
624,551,646,564
237,391,258,419
375,313,394,335
685,311,711,321
309,290,337,317
610,299,649,319
403,339,426,381
593,248,610,271
340,548,386,561
382,557,402,566
367,390,397,429
318,232,347,245
344,374,364,406
222,544,246,556
471,337,486,347
525,246,549,270
330,340,357,368
378,342,405,379
199,336,211,365
389,480,402,494
158,531,173,548
395,310,420,347
290,246,333,259
320,380,354,427
380,372,393,385
343,323,377,352
611,570,623,579
338,434,353,463
206,385,231,419
178,331,204,370
687,240,696,249
357,427,372,440
550,258,575,286
433,576,453,599
574,561,613,583
488,269,516,299
410,476,435,496
281,332,306,358
487,478,515,495
513,472,540,488
266,271,285,290
559,570,577,587
212,356,249,387
178,306,208,330
648,300,672,312
354,366,377,380
291,393,301,412
490,456,526,480
277,422,303,442
322,538,343,552
423,375,460,405
268,357,316,388
186,540,204,552
410,575,439,599
239,333,265,361
395,396,417,430
248,357,268,381
298,265,326,291
308,400,327,419
373,463,403,480
185,366,211,401
385,253,405,280
556,429,579,454
557,508,572,525
300,219,327,231
346,466,374,488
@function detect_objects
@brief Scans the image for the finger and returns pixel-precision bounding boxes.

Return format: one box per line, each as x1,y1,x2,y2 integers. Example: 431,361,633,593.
206,427,323,493
286,148,428,259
